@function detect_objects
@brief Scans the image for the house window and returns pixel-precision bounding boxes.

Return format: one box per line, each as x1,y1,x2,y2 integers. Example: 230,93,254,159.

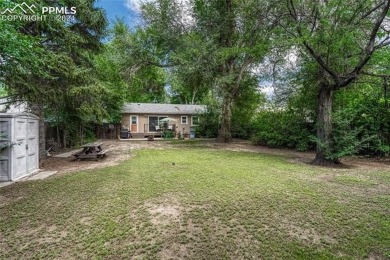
131,116,137,125
191,116,199,126
181,116,188,124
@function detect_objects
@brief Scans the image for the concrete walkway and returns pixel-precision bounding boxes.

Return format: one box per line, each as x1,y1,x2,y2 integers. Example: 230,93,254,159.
0,182,12,188
0,170,58,188
27,171,57,180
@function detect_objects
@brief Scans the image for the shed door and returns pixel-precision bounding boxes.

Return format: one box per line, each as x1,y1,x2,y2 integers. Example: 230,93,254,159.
11,118,39,180
0,120,10,181
27,119,38,174
14,118,27,179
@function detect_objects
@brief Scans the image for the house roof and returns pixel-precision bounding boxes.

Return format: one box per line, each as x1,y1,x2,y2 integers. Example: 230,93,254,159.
122,103,206,115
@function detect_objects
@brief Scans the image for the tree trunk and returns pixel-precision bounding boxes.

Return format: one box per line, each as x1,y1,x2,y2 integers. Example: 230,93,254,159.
63,130,67,149
218,95,233,142
312,86,340,165
80,123,83,144
56,126,60,148
191,89,197,105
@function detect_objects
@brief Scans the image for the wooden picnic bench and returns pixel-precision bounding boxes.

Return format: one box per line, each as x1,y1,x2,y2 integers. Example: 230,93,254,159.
73,142,108,160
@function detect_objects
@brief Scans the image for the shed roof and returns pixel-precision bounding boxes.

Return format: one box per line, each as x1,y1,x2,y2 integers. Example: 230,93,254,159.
122,103,206,115
0,113,39,119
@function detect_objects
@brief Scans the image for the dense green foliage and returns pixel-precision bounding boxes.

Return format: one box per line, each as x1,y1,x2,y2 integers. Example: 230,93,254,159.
1,0,390,160
278,0,390,163
0,0,111,150
230,77,266,139
139,0,275,141
332,83,390,157
249,79,390,158
196,104,220,138
250,109,314,151
109,21,168,103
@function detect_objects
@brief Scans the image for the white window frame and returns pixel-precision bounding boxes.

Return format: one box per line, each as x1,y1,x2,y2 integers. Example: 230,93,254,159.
191,116,199,126
181,116,188,124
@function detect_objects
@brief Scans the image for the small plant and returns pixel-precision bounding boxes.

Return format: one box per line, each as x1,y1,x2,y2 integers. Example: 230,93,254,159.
0,133,10,152
0,133,21,152
0,143,9,152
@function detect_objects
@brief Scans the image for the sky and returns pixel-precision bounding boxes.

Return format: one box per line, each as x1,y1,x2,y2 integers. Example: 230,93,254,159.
94,0,143,28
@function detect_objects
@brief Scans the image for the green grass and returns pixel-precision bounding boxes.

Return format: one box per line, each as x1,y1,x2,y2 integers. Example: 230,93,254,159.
0,147,389,259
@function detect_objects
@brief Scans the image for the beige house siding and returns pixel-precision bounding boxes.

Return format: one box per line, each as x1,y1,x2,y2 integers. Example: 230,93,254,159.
121,113,198,135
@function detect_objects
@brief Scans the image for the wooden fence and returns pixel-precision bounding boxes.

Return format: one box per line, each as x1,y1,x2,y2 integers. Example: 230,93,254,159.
94,124,121,139
45,123,122,151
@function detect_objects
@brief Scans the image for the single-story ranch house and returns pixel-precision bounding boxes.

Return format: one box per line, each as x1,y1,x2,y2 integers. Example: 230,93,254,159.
121,103,206,138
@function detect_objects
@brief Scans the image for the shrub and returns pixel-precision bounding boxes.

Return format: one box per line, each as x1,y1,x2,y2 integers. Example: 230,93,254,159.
329,106,390,158
196,106,219,138
250,109,315,151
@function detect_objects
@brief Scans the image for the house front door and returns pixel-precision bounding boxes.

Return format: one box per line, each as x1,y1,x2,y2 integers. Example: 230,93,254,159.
130,115,138,133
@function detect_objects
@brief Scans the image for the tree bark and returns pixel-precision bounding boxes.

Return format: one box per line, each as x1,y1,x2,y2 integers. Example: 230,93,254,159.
56,126,60,148
312,86,340,165
218,95,233,142
63,130,67,149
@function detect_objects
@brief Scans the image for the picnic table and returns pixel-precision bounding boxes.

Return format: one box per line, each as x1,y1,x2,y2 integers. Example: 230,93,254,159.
73,142,107,160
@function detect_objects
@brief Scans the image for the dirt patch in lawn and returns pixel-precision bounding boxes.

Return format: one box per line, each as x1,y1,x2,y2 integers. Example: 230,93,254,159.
40,140,171,175
142,195,183,227
158,243,189,260
79,217,93,226
284,222,337,245
206,140,314,161
135,195,216,259
39,139,390,177
202,140,390,170
0,195,23,207
129,194,191,258
0,195,11,207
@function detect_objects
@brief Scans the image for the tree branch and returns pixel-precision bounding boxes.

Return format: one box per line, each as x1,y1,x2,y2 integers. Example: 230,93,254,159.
310,6,319,34
360,1,385,20
374,35,390,50
145,61,177,68
286,0,340,85
231,56,253,97
362,71,390,78
341,0,390,88
302,41,340,84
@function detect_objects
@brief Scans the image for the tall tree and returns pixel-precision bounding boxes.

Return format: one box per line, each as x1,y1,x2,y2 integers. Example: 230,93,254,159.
0,0,107,158
139,0,275,141
110,20,168,103
281,0,390,164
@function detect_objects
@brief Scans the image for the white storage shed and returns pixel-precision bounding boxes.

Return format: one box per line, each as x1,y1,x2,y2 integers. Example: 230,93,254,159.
0,113,39,181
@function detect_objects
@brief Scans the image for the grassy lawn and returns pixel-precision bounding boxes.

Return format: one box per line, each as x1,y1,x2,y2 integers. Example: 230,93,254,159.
0,146,389,259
